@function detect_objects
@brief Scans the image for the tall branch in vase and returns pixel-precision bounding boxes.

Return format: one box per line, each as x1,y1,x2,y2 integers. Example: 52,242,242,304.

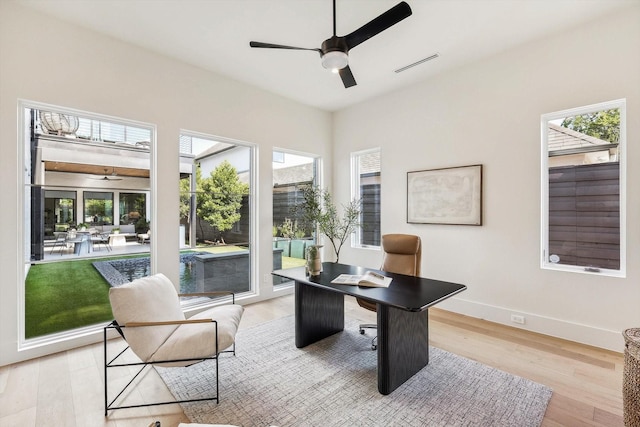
293,185,361,263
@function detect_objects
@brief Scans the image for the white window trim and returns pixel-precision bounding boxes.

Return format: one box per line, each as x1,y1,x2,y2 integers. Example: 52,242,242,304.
540,98,626,277
351,147,381,249
17,99,157,351
181,129,259,299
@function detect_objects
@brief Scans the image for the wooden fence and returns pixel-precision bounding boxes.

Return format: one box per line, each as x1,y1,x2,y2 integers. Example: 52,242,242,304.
548,162,620,270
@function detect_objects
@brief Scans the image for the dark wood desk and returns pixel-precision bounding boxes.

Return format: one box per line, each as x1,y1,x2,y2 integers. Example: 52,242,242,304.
272,262,467,395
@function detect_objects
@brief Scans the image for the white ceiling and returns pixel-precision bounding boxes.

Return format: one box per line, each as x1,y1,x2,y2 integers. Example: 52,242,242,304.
16,0,638,112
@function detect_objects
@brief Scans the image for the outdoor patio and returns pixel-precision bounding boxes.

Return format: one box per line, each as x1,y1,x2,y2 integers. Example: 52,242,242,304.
41,237,151,261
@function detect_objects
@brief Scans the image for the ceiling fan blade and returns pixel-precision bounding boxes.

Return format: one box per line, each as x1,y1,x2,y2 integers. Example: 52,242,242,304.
339,65,357,88
250,41,321,53
87,167,123,181
344,1,412,50
88,175,122,181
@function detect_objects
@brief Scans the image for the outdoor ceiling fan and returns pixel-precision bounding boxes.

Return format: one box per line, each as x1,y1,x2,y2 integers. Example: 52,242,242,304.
92,167,123,181
249,0,412,88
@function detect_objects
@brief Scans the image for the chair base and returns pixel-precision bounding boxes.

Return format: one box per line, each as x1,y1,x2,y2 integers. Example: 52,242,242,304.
359,323,378,350
104,321,234,416
93,241,111,252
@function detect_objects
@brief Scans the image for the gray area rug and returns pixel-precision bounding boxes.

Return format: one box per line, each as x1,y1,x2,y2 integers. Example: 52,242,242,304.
157,316,552,426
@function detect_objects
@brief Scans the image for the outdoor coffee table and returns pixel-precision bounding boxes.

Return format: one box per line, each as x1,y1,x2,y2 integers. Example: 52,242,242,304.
108,233,127,246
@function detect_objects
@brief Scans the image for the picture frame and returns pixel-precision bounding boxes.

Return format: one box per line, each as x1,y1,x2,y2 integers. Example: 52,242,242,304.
407,164,482,225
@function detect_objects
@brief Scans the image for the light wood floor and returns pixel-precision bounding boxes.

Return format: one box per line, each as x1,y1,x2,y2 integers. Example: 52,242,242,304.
0,294,625,427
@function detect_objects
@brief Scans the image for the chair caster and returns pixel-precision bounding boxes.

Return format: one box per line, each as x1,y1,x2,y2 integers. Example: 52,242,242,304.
359,328,365,334
371,344,377,350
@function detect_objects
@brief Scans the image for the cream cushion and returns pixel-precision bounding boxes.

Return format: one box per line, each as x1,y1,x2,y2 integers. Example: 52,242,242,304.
152,304,244,363
109,273,185,362
109,273,244,366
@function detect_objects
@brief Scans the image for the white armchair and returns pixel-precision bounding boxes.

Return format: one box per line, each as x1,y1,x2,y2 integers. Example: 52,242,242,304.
104,273,244,415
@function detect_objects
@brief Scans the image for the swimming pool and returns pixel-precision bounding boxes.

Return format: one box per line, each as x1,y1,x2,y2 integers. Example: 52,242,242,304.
93,252,205,293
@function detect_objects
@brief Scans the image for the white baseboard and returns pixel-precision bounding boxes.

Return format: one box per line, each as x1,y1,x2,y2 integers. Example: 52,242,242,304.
437,297,624,353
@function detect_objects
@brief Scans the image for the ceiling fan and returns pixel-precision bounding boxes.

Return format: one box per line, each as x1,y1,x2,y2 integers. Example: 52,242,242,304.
92,167,123,181
249,0,412,88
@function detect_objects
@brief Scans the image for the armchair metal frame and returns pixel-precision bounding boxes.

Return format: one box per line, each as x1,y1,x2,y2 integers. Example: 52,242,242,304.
104,291,236,416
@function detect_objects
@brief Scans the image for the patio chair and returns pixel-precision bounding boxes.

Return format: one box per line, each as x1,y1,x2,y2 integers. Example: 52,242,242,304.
104,273,244,415
137,229,150,244
50,231,68,255
91,231,111,252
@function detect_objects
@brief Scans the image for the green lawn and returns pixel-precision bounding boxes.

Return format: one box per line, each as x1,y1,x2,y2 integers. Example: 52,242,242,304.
25,250,305,339
25,259,117,339
282,256,305,269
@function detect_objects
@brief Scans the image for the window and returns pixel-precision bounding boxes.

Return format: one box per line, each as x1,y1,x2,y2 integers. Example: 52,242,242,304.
44,190,76,237
179,132,256,298
84,191,114,225
21,101,153,343
351,148,381,248
272,150,320,285
272,150,318,241
541,99,626,276
119,192,147,225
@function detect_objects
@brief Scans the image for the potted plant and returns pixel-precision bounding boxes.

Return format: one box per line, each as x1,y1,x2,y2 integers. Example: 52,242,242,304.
112,227,120,234
77,222,89,231
305,243,323,276
293,185,361,263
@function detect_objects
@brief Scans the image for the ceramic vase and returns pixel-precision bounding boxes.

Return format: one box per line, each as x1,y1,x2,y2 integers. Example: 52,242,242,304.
305,244,323,276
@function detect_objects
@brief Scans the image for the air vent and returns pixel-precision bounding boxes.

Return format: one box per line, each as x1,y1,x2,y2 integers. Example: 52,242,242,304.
395,53,440,73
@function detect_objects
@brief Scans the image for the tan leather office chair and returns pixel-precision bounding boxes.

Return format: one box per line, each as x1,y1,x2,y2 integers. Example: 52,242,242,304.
357,233,421,350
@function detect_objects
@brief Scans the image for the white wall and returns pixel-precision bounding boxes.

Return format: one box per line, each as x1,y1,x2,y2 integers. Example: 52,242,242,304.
0,2,331,366
1,2,637,367
333,5,640,351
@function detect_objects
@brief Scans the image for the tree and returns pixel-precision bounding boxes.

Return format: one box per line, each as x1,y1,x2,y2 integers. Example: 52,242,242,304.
561,109,620,143
180,161,248,244
179,176,191,221
179,165,203,222
197,160,249,244
293,185,361,263
180,166,203,242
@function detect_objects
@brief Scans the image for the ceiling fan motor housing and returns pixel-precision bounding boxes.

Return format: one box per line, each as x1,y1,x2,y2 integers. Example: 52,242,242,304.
321,36,349,70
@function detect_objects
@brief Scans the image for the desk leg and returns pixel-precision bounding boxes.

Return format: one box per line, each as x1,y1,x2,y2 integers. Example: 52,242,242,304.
295,281,344,348
377,306,429,395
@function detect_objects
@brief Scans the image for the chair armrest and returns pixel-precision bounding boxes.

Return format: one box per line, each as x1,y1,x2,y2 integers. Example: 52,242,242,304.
178,291,234,297
179,291,236,303
124,318,215,327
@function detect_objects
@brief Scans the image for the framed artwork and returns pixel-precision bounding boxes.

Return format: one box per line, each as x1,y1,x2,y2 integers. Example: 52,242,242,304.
407,164,482,225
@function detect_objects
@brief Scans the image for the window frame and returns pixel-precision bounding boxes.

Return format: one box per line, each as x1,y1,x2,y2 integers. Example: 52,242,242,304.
271,148,322,286
84,191,114,225
18,99,156,349
44,190,77,235
118,192,147,225
179,130,258,302
351,147,381,250
540,99,626,277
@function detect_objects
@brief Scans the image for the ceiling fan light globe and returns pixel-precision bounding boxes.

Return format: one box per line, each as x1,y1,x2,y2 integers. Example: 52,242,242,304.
321,51,348,71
